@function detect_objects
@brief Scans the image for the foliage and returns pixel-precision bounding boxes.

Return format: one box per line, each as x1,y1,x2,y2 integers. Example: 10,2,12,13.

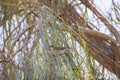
0,0,120,80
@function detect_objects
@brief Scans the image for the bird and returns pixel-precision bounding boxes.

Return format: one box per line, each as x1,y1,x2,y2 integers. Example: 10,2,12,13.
49,45,71,54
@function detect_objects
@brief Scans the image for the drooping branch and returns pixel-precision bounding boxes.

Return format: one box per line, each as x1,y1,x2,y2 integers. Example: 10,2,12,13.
59,3,120,78
38,0,120,78
8,22,36,59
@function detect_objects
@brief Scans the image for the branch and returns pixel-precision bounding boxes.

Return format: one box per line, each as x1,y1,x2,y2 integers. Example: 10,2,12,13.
8,22,36,59
83,28,119,45
80,0,120,44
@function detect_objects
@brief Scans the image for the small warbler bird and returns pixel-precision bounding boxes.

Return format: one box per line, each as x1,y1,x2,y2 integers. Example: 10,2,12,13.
49,45,71,54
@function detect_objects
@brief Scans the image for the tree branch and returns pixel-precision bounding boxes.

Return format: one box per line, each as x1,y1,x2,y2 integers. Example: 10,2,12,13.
80,0,120,44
